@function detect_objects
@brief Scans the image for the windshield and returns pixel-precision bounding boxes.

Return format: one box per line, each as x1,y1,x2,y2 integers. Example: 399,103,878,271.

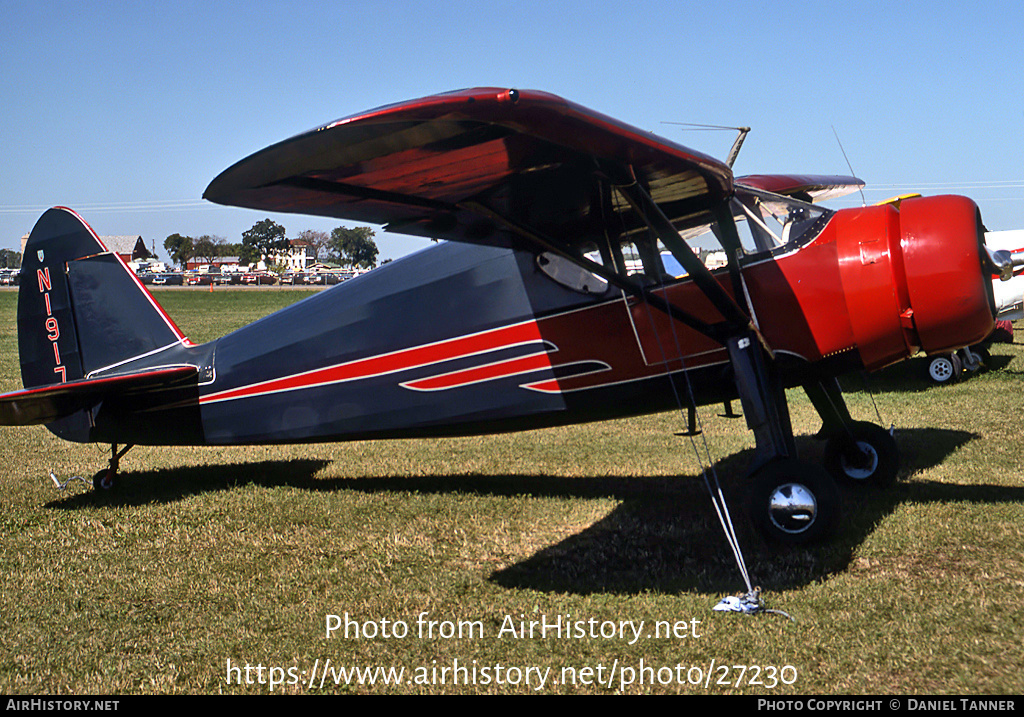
537,186,833,292
674,187,833,274
733,187,832,254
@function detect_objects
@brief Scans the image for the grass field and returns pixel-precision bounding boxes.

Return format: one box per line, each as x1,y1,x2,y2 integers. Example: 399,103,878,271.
0,287,1022,694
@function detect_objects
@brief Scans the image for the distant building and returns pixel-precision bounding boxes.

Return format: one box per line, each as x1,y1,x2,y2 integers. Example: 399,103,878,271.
704,250,728,269
21,234,154,265
101,236,155,264
268,238,313,271
186,256,243,273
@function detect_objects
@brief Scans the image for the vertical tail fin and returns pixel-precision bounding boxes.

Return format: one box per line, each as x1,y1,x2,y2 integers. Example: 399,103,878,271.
18,208,188,439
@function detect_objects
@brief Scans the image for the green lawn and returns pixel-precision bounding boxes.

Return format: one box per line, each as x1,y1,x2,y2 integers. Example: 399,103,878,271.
0,288,1021,694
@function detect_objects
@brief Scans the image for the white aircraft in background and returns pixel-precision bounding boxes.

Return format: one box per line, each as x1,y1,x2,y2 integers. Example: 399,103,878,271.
925,230,1023,384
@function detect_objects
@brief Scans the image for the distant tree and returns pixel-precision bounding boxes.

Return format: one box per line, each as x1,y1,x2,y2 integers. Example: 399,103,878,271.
330,226,378,269
193,235,227,265
0,249,21,269
164,233,194,269
240,219,288,265
295,229,330,263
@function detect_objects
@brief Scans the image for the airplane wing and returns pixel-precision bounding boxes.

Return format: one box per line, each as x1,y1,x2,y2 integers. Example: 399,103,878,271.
0,366,198,426
736,174,864,203
203,88,734,249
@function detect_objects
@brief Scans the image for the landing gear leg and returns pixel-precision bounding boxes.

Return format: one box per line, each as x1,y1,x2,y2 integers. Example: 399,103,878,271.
805,377,854,438
729,334,840,544
727,333,795,471
92,443,134,491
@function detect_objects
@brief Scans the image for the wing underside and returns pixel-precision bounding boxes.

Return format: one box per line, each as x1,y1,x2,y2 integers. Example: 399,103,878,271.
203,88,735,250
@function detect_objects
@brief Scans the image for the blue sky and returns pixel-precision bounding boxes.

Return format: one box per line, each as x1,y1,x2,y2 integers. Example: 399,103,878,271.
3,1,1023,263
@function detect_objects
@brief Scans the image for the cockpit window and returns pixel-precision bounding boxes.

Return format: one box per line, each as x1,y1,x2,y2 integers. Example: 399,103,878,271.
732,188,832,255
537,186,833,290
667,187,833,277
537,234,667,294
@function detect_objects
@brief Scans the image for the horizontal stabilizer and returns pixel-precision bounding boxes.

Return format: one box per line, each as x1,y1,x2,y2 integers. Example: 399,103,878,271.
0,366,198,426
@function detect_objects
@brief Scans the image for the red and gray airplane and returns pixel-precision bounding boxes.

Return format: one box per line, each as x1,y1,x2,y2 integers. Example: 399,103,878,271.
4,88,1021,543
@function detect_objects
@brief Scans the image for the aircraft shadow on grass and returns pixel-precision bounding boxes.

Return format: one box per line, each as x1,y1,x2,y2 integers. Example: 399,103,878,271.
46,427,1024,595
488,426,1024,595
46,459,333,510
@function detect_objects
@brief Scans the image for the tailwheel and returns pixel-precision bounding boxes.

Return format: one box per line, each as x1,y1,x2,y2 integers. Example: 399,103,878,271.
823,421,899,488
92,467,118,491
91,443,134,492
750,458,840,544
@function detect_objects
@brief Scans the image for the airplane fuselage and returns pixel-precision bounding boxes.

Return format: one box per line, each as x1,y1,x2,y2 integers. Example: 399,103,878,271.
84,193,994,447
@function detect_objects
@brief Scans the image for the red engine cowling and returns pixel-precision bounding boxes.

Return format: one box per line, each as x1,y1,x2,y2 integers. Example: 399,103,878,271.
897,195,995,355
835,195,995,368
832,195,994,370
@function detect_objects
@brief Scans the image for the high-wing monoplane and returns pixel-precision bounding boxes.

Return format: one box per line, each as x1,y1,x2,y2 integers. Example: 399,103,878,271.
5,88,1022,545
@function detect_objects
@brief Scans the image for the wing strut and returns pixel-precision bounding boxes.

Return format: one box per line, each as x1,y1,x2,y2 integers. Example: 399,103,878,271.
460,200,733,344
606,168,772,354
608,170,813,475
602,166,844,549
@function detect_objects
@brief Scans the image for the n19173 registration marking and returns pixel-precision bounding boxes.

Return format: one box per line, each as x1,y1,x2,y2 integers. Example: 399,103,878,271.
37,266,66,383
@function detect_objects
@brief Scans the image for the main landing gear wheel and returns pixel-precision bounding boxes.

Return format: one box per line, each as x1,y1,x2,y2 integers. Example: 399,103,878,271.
927,353,962,384
750,459,840,545
823,421,899,488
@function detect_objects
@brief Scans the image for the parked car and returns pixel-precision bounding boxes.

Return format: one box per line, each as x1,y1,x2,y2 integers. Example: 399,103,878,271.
242,272,278,285
152,273,183,286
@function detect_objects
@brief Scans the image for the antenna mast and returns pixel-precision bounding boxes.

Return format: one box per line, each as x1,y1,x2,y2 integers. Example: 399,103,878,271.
832,125,867,206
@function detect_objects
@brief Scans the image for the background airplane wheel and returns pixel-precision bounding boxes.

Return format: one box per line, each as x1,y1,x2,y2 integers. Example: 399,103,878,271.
823,421,899,488
969,345,990,370
927,353,961,384
749,459,840,545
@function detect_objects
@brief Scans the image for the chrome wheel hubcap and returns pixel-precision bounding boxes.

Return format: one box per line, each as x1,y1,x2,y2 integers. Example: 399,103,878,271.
767,483,818,534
